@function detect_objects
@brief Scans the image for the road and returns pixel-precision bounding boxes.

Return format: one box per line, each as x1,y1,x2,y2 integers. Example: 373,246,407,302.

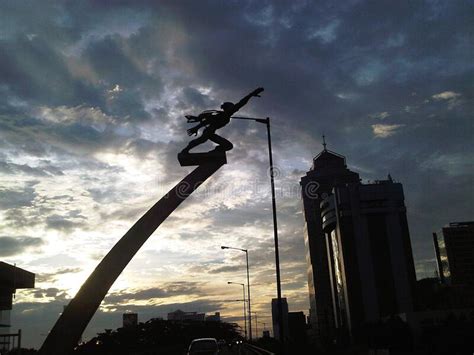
218,343,272,355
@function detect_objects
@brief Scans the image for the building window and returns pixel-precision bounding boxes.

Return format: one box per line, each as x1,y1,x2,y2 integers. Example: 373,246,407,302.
331,230,347,328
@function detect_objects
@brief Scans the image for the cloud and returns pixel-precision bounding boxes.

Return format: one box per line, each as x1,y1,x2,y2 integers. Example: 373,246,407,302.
308,19,341,43
371,123,405,138
420,152,474,177
0,185,37,210
36,267,82,283
0,35,104,110
432,91,461,101
104,282,203,304
0,161,63,177
45,214,86,231
369,112,390,120
3,208,43,228
35,105,116,127
27,287,69,300
0,236,43,256
431,91,462,109
208,265,243,274
1,1,473,349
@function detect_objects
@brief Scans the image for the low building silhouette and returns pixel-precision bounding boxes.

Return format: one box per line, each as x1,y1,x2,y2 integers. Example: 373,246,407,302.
288,311,307,345
271,297,289,342
416,277,474,311
123,312,138,328
167,309,205,321
75,317,241,354
205,312,221,322
433,221,474,285
0,262,35,351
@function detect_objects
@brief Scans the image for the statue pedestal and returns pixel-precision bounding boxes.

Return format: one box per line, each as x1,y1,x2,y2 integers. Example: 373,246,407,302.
178,150,227,166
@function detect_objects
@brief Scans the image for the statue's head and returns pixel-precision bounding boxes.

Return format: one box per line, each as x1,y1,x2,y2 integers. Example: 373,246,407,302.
220,102,235,112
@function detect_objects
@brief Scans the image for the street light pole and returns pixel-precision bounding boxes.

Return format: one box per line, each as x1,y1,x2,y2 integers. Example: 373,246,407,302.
228,282,247,340
232,116,285,345
265,118,285,345
245,251,251,341
252,312,258,339
221,246,252,341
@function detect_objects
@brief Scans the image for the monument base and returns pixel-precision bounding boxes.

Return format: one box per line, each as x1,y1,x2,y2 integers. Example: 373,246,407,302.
178,150,227,166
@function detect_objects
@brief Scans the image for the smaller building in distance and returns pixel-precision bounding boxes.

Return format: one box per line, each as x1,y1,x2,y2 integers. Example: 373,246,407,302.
271,297,289,342
123,312,138,328
288,311,307,345
167,309,205,322
205,312,221,322
433,221,474,286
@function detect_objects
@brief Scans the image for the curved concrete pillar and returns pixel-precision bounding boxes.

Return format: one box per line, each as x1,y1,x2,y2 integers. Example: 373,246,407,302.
39,158,226,355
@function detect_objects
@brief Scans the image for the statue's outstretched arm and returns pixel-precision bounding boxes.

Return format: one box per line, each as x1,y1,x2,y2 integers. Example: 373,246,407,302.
232,87,264,113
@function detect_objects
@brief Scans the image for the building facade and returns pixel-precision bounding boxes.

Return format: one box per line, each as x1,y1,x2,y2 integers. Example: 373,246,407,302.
321,179,417,340
205,312,221,322
122,312,138,328
0,262,35,351
433,221,474,285
287,311,307,345
301,146,417,344
0,262,35,327
271,297,289,341
300,147,360,342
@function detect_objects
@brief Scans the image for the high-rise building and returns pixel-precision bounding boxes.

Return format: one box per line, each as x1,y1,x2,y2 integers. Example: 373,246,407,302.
433,221,474,285
320,179,417,340
271,297,289,341
301,144,417,344
300,144,359,342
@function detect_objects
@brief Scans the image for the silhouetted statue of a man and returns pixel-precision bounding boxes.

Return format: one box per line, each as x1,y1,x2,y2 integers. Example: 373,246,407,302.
181,87,264,154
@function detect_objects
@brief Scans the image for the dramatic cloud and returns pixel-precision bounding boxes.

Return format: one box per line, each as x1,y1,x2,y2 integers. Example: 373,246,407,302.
45,214,86,231
371,123,405,138
431,91,462,109
28,287,69,300
0,236,44,256
36,267,82,283
104,282,203,304
1,0,473,349
369,112,390,120
0,185,37,210
432,91,461,101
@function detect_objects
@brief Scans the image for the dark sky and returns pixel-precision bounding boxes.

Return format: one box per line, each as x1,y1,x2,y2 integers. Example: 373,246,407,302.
0,0,473,349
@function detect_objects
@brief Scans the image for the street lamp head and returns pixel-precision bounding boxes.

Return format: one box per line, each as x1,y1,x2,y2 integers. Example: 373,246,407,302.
221,245,248,252
227,281,232,284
